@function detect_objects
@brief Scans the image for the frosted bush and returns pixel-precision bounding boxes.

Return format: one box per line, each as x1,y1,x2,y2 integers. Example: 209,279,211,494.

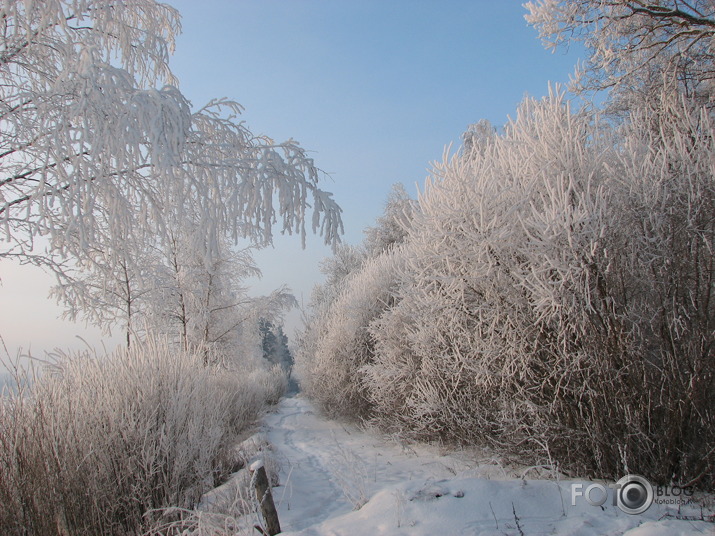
300,249,404,420
365,89,606,442
296,186,416,420
293,245,366,393
362,88,714,489
250,364,289,407
0,336,283,535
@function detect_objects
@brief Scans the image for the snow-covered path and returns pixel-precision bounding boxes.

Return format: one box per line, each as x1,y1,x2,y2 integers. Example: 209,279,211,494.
262,395,479,531
262,395,360,529
260,395,713,536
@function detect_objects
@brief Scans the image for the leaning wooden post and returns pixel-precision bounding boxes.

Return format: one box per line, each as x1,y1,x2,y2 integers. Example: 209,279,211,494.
250,459,281,535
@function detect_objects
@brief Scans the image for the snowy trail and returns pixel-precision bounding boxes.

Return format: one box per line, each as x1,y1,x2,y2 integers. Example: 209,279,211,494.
262,395,475,531
262,396,354,529
260,396,713,536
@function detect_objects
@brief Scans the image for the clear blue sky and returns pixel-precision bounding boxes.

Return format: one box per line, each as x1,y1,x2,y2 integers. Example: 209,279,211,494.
0,1,584,359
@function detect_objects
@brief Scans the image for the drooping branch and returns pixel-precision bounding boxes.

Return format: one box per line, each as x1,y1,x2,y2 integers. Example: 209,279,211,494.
0,0,342,351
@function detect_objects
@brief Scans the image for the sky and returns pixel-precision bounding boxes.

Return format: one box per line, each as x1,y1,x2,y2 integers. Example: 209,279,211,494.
0,0,584,362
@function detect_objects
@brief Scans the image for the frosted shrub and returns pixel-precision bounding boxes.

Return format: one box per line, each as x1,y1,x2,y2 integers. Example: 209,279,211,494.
293,245,366,395
250,364,289,406
365,89,607,444
364,89,714,489
583,92,715,488
301,249,404,420
296,186,415,420
0,337,280,535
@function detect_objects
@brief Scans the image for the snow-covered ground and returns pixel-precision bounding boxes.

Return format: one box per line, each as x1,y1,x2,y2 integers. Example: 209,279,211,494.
212,395,713,535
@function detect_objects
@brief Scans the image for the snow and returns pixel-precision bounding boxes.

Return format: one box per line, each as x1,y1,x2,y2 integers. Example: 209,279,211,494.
250,459,265,472
250,396,714,536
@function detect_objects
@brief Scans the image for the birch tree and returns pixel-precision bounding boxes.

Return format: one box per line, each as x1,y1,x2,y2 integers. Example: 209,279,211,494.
49,224,157,348
142,226,256,354
0,0,342,278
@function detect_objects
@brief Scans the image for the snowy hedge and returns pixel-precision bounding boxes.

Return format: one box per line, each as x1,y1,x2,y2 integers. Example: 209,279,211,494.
301,89,715,491
296,186,415,420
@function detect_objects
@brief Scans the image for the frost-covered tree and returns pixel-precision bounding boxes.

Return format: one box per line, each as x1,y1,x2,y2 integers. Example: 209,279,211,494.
151,228,256,354
292,243,365,390
50,217,256,352
365,89,608,444
229,285,297,367
260,319,293,372
306,244,367,317
299,248,405,419
50,227,156,349
0,0,342,281
525,1,715,105
461,118,496,155
133,223,296,363
153,228,211,351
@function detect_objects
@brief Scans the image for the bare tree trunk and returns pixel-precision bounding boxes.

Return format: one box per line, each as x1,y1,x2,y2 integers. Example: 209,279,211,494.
169,237,190,350
122,260,132,350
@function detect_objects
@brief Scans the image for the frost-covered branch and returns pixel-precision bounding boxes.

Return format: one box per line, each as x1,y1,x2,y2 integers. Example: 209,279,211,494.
0,0,343,272
525,0,715,104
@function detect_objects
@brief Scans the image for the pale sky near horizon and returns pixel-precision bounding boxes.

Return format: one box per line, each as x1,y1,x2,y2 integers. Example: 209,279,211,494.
0,1,585,363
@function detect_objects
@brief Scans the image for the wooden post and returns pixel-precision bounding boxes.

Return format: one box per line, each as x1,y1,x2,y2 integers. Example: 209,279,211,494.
250,459,281,535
